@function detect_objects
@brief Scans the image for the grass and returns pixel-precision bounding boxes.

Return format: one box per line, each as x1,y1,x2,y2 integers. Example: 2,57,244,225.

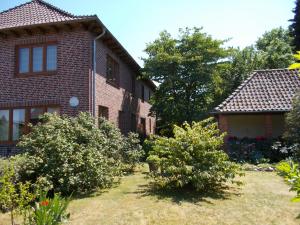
1,165,300,225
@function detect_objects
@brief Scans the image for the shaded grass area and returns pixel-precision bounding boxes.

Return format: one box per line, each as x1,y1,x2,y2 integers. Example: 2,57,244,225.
1,165,300,225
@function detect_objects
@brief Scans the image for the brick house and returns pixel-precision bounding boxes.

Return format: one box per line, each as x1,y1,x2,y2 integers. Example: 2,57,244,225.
0,0,156,156
213,69,300,139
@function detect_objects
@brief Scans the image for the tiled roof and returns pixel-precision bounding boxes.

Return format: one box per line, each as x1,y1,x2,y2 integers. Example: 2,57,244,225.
214,69,300,113
0,0,93,30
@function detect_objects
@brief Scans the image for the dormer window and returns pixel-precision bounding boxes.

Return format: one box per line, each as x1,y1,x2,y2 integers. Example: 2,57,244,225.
16,43,57,76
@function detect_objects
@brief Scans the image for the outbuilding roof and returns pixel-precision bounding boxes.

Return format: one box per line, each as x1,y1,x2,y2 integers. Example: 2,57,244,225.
214,69,300,114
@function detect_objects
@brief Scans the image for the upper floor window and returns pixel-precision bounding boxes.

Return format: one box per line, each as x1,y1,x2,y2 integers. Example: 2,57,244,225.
131,75,136,96
106,55,119,87
141,85,145,102
16,43,57,76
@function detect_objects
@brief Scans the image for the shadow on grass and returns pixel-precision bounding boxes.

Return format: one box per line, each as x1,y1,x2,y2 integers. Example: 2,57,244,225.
127,177,242,205
70,181,121,200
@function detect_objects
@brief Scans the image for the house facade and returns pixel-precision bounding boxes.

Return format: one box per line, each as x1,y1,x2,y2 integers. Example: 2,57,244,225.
0,0,156,156
214,69,300,139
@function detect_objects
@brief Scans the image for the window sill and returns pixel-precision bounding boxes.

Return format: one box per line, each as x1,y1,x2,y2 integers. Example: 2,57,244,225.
15,71,57,78
106,80,120,89
0,141,18,145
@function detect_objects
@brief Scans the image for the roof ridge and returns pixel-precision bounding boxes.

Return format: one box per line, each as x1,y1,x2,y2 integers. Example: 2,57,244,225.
0,0,89,18
253,68,296,72
32,0,77,18
214,71,258,111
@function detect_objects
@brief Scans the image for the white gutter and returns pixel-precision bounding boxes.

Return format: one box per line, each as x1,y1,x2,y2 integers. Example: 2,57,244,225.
92,28,106,117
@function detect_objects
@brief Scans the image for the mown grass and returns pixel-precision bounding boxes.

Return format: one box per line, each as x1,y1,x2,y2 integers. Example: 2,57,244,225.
1,165,299,225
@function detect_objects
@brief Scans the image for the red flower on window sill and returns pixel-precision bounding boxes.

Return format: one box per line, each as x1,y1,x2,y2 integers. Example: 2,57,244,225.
40,200,49,207
255,136,266,141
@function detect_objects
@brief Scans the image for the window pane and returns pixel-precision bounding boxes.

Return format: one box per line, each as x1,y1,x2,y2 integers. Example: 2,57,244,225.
47,45,57,71
19,48,29,73
13,109,25,141
47,107,60,114
33,47,43,72
0,110,9,142
30,108,44,126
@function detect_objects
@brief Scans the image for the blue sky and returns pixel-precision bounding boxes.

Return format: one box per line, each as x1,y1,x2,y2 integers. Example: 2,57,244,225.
0,0,295,65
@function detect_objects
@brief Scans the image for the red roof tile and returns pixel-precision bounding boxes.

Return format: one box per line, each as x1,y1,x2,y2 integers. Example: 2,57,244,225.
0,0,93,30
214,69,300,113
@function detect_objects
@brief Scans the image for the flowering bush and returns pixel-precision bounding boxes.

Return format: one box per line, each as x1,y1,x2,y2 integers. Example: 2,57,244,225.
227,136,290,163
147,118,242,191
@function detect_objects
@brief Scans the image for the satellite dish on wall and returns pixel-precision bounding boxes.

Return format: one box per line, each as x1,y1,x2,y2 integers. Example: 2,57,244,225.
69,97,79,108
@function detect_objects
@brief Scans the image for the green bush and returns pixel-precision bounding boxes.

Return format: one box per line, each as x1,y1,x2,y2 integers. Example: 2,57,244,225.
147,118,242,191
17,112,124,195
276,160,300,202
0,162,34,225
122,132,144,172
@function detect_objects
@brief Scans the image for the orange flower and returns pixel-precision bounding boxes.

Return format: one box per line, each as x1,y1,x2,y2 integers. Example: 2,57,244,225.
40,200,49,206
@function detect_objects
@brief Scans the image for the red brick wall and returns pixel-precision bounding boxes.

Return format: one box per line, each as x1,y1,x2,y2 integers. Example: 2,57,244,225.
94,38,155,135
0,29,155,156
0,30,92,115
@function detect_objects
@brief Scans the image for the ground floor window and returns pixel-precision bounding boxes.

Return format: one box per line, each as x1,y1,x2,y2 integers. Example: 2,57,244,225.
0,105,59,143
99,105,109,120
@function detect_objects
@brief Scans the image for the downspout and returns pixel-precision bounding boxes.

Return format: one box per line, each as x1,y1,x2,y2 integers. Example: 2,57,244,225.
92,28,106,117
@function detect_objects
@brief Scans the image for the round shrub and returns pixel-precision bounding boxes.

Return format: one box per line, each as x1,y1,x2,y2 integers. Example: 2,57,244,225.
147,118,242,191
17,112,124,195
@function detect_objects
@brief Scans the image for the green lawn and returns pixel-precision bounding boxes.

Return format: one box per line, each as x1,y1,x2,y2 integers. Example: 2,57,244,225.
1,166,300,225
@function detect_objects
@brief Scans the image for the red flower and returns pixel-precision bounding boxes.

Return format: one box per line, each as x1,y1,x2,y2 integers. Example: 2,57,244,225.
40,200,49,207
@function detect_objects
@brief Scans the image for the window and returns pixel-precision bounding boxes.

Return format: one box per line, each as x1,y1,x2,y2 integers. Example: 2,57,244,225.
99,106,109,120
118,111,125,132
106,55,119,87
0,106,59,143
12,109,25,141
149,90,151,101
30,108,44,126
140,117,146,135
16,43,57,76
141,85,145,102
0,110,10,142
33,47,43,72
19,48,29,73
149,118,152,134
131,75,136,96
46,45,57,71
131,114,137,132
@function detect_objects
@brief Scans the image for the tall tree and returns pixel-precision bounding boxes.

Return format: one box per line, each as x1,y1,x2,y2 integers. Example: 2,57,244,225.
290,0,300,51
256,27,294,68
214,27,294,106
142,28,229,129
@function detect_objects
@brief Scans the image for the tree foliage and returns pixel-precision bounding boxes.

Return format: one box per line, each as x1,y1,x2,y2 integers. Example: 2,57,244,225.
146,118,242,191
283,92,300,160
290,0,300,51
215,27,294,104
142,28,229,128
142,27,293,129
